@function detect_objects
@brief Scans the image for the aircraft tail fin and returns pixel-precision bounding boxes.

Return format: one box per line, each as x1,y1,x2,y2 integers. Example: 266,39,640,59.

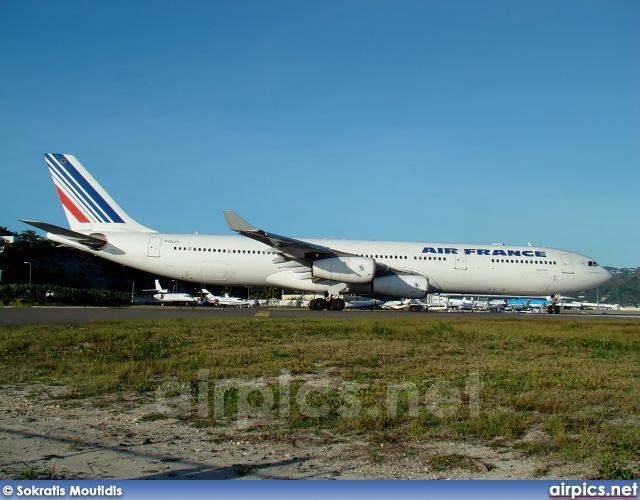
45,154,155,233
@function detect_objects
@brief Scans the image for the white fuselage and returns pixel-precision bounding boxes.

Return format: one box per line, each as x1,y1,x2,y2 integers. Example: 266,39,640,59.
152,292,196,304
345,299,385,310
48,231,612,297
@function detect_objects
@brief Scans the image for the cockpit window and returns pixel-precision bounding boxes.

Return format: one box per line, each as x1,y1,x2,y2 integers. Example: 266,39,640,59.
587,261,600,267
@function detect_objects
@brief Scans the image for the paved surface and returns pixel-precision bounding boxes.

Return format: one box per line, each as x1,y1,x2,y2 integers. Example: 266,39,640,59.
1,306,638,326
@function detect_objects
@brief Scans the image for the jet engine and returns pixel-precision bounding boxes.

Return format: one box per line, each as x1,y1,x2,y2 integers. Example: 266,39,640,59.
312,256,375,284
373,274,429,298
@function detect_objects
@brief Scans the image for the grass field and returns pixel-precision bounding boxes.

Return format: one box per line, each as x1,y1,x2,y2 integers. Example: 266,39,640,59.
1,316,638,478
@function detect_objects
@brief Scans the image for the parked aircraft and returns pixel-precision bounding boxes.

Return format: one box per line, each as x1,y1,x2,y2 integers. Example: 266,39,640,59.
425,303,448,312
152,292,196,305
382,299,411,311
143,279,169,293
344,299,385,310
488,299,508,312
200,289,253,307
135,279,195,305
22,154,612,311
446,296,475,311
582,302,620,310
560,301,585,310
506,299,531,312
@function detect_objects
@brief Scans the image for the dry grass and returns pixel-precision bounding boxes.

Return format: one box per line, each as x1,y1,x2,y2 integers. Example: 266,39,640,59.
1,316,639,477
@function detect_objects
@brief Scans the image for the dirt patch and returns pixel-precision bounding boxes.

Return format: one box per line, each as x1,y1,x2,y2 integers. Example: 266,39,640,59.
0,384,596,480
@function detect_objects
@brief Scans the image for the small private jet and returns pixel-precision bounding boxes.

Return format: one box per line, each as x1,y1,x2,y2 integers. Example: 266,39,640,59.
135,279,196,305
143,279,169,294
344,298,385,310
200,289,253,307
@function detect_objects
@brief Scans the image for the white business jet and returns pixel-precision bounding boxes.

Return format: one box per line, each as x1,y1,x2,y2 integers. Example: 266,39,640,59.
140,279,195,305
143,279,169,294
344,299,385,310
200,289,253,307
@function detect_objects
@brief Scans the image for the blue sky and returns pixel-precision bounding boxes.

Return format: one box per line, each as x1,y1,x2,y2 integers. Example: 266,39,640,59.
1,1,638,267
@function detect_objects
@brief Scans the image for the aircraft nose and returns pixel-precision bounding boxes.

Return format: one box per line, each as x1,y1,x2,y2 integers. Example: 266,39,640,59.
599,267,613,286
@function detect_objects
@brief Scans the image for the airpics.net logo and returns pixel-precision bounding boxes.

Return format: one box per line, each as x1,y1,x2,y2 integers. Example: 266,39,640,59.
155,369,483,428
549,482,638,499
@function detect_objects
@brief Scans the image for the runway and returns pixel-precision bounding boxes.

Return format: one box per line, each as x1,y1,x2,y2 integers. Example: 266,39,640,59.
1,306,639,326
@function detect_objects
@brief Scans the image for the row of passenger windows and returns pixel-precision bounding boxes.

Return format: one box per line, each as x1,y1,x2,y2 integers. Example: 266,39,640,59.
358,254,410,260
173,246,277,254
172,246,556,266
358,254,449,261
492,259,557,265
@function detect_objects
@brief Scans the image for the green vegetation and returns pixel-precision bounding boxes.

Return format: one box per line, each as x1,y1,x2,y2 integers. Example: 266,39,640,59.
595,268,640,307
13,463,66,480
0,316,638,476
0,284,132,307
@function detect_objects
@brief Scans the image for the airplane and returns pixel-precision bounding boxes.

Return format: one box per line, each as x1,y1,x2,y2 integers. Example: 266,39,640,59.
559,300,585,310
344,298,385,310
143,279,169,293
382,299,411,311
446,296,475,311
425,302,448,312
200,289,253,307
137,279,196,305
488,298,508,312
506,298,531,312
151,292,197,306
582,302,620,310
21,154,613,312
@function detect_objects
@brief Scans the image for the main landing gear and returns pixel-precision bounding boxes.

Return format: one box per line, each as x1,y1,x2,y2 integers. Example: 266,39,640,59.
308,296,345,311
547,295,561,314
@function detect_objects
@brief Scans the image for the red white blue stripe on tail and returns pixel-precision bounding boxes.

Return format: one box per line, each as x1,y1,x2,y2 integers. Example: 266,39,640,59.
46,153,125,225
45,154,154,233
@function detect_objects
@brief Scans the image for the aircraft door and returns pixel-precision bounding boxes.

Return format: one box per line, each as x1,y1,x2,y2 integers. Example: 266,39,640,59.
560,253,574,274
148,237,161,257
455,252,467,270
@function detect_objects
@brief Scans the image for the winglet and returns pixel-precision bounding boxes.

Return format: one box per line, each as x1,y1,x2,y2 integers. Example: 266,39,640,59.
223,211,257,233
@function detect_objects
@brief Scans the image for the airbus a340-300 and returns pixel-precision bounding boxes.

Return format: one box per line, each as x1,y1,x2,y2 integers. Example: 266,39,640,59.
22,154,612,311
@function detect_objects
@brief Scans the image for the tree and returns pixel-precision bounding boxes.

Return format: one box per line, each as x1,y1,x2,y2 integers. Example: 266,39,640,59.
0,226,18,237
249,287,281,300
19,230,42,242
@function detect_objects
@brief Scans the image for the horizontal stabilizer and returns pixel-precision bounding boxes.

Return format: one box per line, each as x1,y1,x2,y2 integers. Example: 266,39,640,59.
20,220,107,249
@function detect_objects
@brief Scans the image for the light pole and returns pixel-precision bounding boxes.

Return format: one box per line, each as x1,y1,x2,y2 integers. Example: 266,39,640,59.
24,262,31,295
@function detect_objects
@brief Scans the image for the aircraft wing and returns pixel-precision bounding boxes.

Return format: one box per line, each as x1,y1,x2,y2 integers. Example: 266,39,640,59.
20,220,107,249
223,211,353,260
